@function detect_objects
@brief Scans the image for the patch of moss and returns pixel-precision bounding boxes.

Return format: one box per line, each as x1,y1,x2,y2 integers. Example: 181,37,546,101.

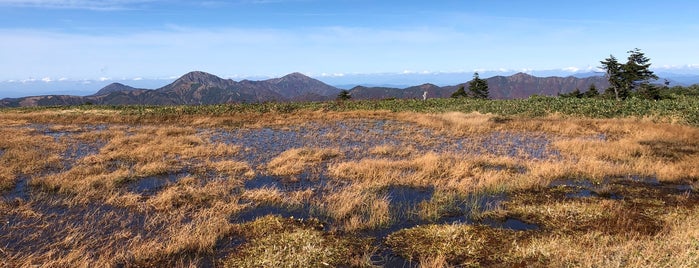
225,215,373,267
386,224,529,266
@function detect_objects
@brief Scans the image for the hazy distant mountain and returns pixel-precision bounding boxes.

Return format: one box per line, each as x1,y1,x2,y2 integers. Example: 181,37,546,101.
347,73,608,100
0,71,342,107
266,72,341,99
483,73,608,99
0,71,612,107
3,67,697,99
655,73,699,86
92,83,142,96
349,83,449,100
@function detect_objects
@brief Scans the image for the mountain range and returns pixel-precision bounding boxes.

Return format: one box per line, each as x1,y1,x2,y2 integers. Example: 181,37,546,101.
0,71,609,107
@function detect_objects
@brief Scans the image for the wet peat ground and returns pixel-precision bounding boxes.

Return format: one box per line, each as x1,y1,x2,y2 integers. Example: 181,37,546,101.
1,118,697,267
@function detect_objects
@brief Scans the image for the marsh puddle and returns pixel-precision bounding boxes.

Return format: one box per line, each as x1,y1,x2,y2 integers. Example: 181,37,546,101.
384,186,434,209
565,188,595,198
3,177,30,202
211,120,561,167
0,197,153,257
244,173,330,192
482,218,540,231
480,132,559,159
233,204,322,225
28,124,107,141
439,193,507,224
369,248,418,268
550,176,694,201
479,164,528,174
61,140,105,170
125,173,183,195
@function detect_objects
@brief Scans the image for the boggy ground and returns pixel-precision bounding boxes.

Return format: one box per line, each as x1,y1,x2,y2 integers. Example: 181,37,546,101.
0,109,698,267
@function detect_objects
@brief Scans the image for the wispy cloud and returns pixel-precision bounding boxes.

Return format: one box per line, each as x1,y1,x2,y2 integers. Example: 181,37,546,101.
0,0,159,10
1,21,696,81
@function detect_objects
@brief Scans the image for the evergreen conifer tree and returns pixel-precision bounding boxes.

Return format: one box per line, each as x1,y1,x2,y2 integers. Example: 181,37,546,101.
468,72,489,99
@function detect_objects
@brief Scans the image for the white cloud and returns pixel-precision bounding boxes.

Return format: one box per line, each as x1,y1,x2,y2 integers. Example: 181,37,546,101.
562,66,580,72
41,77,52,82
133,77,143,81
319,73,345,77
657,64,699,70
58,77,68,81
98,77,111,81
2,23,697,81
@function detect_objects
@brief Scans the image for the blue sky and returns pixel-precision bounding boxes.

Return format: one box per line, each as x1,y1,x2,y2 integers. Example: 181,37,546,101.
1,0,699,82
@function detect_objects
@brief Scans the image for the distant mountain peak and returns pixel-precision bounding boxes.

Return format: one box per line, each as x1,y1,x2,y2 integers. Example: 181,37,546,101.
512,72,534,78
258,72,340,98
176,71,227,84
92,82,139,96
157,70,235,93
287,72,308,77
275,72,312,82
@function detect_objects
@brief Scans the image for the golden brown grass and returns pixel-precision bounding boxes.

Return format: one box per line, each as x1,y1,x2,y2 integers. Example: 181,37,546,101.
328,153,529,194
225,215,373,267
241,187,313,207
30,125,247,205
369,144,415,157
0,127,64,189
266,147,341,176
147,177,242,211
321,185,392,231
386,223,529,266
2,108,698,267
389,182,699,267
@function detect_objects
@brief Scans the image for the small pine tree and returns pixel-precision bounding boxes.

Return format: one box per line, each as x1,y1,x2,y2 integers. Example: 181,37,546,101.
451,85,468,98
337,90,351,101
559,88,582,98
600,55,625,100
637,84,661,100
584,84,599,98
468,72,489,99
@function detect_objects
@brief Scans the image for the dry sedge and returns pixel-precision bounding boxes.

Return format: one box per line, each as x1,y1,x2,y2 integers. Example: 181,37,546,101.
1,108,698,267
0,127,64,189
266,147,341,176
369,144,415,157
321,185,392,231
225,215,373,267
31,125,245,204
386,223,528,266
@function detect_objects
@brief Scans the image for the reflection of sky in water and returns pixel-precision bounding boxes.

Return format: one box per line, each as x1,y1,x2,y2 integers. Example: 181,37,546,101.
210,119,561,168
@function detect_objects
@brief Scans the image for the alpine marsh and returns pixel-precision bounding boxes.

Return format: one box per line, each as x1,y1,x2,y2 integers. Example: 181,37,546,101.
1,100,698,267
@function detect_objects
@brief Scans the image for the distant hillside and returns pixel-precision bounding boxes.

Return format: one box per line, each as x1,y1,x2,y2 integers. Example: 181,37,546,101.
347,73,608,100
92,83,142,96
484,73,608,99
0,71,341,107
0,71,610,107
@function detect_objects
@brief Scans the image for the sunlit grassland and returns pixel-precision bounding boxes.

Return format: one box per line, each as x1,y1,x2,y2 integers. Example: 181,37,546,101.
3,96,699,126
1,97,698,267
